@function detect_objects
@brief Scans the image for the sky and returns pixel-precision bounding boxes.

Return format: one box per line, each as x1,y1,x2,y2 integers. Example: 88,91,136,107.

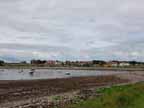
0,0,144,62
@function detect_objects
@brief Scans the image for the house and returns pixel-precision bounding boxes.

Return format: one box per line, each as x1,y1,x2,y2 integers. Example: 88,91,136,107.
79,61,92,65
45,60,56,65
108,61,120,67
119,62,130,67
45,60,62,66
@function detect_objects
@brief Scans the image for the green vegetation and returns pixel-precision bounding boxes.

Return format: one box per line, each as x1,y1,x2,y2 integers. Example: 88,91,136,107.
69,82,144,108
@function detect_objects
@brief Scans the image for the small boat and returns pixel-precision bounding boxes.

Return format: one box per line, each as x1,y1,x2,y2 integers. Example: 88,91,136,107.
29,68,35,75
65,72,71,75
29,71,34,75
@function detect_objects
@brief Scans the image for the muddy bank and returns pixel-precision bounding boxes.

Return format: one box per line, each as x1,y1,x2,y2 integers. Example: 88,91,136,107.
0,75,128,106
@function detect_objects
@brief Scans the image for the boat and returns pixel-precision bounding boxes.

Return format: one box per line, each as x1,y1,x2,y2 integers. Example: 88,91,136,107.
29,68,35,75
65,72,71,75
29,71,34,75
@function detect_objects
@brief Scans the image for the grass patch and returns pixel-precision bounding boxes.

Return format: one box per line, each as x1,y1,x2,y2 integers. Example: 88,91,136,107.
69,82,144,108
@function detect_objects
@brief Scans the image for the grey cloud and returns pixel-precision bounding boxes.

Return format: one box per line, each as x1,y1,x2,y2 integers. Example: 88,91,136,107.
0,0,144,61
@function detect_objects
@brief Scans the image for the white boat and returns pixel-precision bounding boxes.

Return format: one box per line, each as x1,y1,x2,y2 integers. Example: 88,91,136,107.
65,72,71,75
29,68,35,75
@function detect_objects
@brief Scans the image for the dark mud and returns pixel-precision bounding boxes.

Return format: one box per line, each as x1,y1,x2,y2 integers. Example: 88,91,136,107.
0,75,127,105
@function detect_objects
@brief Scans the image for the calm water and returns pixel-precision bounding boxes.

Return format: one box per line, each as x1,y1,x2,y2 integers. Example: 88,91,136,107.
0,69,127,80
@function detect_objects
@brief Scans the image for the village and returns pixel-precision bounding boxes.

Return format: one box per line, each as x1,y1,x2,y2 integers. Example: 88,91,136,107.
26,60,144,67
0,59,144,68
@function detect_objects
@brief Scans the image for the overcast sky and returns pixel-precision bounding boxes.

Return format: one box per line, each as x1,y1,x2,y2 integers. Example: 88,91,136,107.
0,0,144,62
